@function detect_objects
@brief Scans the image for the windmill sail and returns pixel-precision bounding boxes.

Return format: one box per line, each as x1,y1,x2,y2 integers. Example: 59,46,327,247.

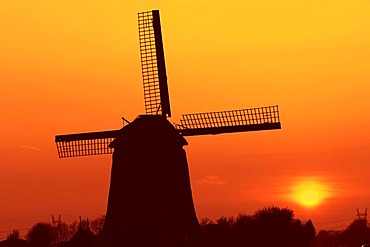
55,130,120,158
177,105,281,136
138,10,171,117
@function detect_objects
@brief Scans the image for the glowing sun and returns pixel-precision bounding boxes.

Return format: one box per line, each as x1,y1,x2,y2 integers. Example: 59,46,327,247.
291,179,330,208
299,190,319,207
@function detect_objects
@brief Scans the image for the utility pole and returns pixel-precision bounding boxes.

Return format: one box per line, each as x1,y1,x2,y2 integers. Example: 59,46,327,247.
52,215,62,225
356,208,368,220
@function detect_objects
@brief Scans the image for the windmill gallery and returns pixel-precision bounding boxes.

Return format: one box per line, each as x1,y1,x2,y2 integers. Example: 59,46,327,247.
55,10,281,247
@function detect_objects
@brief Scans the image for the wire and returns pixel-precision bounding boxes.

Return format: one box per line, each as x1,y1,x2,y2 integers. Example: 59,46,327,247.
315,218,354,225
0,215,50,222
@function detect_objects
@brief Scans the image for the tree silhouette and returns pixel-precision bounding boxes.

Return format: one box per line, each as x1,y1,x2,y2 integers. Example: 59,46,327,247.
233,214,254,247
26,222,55,247
90,215,105,235
0,229,30,247
315,230,334,247
12,208,370,247
303,219,316,247
216,216,235,228
199,217,214,227
199,207,313,247
6,230,20,241
68,219,90,236
339,218,370,247
251,206,300,247
54,221,71,244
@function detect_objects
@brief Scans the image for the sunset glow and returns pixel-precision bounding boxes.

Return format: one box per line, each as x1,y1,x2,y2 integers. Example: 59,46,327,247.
291,179,332,208
1,0,370,239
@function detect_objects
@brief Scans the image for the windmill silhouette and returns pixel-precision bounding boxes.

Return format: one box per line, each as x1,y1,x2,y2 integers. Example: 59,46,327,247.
55,10,281,247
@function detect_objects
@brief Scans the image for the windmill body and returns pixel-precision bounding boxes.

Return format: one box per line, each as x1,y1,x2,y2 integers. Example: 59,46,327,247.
55,10,281,247
103,115,199,246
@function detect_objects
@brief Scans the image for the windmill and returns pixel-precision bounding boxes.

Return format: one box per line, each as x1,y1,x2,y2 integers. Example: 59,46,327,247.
55,10,281,247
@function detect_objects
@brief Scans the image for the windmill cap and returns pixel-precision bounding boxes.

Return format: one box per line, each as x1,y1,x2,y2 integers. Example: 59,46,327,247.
109,115,187,148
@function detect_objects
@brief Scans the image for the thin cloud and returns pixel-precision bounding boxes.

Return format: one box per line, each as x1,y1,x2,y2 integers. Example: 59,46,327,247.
196,175,227,185
19,145,43,151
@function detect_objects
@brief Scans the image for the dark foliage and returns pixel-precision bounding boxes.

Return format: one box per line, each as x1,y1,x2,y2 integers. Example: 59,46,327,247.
26,222,55,247
303,219,316,247
6,230,20,241
5,209,370,247
315,218,370,247
200,206,316,247
22,216,105,247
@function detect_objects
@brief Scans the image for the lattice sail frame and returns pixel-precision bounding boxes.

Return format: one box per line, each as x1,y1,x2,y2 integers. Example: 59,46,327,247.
54,10,282,159
138,10,171,117
55,130,119,158
177,105,281,136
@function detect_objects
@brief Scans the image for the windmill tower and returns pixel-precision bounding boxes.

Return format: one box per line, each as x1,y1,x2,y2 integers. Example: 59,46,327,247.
55,10,281,247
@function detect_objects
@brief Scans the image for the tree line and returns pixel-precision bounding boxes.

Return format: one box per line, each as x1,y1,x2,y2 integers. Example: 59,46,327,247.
1,206,370,247
1,216,104,247
199,206,315,247
315,218,370,247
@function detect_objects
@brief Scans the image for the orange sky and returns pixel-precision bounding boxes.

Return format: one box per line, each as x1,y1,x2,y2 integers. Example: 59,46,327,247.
1,0,370,239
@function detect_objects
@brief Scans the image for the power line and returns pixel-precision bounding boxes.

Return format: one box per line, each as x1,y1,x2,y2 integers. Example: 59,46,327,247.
0,215,50,222
315,218,354,225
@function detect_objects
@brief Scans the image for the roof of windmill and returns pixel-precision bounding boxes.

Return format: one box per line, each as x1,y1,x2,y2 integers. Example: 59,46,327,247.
109,115,187,148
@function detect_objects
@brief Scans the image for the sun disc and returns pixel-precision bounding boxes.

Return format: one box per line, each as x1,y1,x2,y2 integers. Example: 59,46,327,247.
290,179,331,208
300,190,319,207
